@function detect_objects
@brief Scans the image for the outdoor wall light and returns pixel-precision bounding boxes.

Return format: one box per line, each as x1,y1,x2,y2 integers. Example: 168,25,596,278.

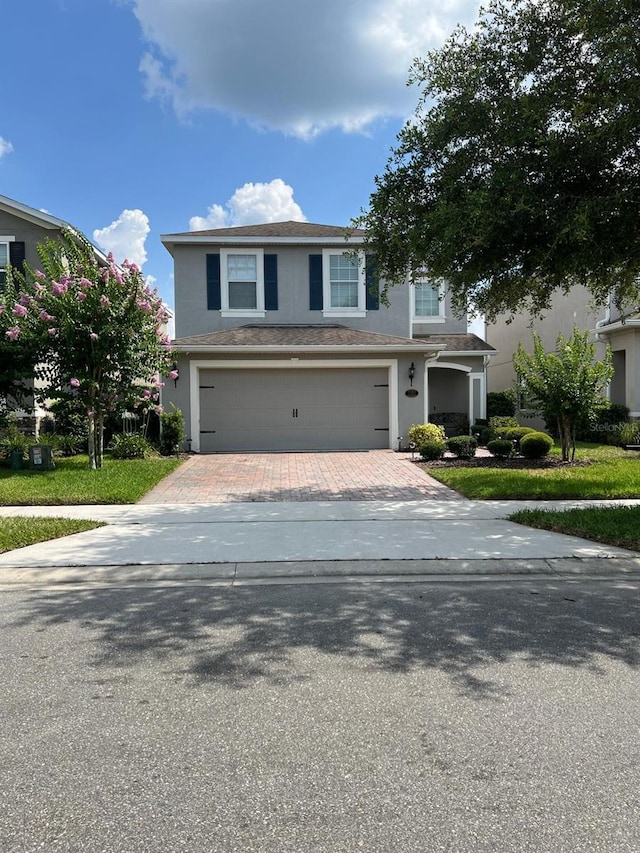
408,362,416,387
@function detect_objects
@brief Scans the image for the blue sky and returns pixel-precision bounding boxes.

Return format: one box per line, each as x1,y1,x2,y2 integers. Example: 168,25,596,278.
1,0,481,312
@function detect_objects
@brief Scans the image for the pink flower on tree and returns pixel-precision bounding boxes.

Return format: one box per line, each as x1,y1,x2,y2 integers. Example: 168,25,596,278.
51,281,68,296
47,328,57,336
89,332,98,341
35,270,45,280
169,370,179,381
77,291,87,301
13,303,28,317
19,293,31,306
79,277,93,289
5,326,20,340
70,378,80,388
39,310,54,322
155,405,163,415
100,295,110,307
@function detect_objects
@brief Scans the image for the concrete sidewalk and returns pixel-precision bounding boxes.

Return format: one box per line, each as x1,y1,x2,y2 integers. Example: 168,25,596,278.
1,499,639,586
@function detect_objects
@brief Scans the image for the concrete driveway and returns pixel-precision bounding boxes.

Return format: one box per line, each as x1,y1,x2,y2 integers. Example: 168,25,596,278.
139,450,460,503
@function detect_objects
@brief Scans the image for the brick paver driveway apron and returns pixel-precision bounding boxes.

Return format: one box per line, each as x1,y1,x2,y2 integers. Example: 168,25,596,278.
140,450,461,503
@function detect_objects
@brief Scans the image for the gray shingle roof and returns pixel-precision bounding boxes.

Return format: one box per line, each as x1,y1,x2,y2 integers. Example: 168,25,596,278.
173,324,437,349
164,221,364,239
412,333,496,352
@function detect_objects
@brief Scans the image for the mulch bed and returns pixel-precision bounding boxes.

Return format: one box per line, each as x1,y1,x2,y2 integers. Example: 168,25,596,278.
415,456,590,470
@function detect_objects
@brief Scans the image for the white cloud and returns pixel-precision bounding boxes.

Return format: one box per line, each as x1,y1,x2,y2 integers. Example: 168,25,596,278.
93,209,151,267
129,0,482,138
0,137,14,158
189,179,306,231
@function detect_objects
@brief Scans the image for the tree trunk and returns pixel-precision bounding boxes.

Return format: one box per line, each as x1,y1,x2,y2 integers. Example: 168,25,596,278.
88,416,97,470
95,412,104,469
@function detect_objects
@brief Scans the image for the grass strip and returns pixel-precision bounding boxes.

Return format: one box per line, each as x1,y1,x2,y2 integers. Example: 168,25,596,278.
0,456,182,505
509,506,640,552
0,517,105,554
425,445,640,500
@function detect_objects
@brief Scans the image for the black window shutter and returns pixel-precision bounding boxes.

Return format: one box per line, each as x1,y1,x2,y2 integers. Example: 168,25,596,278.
206,254,221,310
309,254,323,310
365,253,379,310
9,241,26,274
264,254,278,311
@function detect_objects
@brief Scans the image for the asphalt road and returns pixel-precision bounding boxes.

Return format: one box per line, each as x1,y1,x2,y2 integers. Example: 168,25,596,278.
2,577,640,852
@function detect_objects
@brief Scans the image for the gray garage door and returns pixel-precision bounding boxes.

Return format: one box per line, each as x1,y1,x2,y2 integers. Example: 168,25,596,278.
199,367,390,451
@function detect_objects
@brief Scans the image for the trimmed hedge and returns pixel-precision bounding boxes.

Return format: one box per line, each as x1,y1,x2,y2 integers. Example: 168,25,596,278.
447,435,477,459
418,439,447,461
408,423,446,447
520,431,554,459
487,439,515,459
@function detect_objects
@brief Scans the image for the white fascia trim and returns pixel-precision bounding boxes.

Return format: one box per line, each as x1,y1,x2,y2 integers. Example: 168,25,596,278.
592,320,640,335
175,344,440,354
427,360,472,373
413,316,446,323
0,194,70,230
220,311,267,318
189,357,399,453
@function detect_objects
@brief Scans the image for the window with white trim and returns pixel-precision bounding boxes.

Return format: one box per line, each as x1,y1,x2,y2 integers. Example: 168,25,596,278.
221,248,265,316
322,249,365,316
0,242,8,289
413,278,445,321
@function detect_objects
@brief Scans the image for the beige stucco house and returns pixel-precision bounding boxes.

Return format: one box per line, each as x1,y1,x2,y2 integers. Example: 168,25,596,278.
486,286,640,420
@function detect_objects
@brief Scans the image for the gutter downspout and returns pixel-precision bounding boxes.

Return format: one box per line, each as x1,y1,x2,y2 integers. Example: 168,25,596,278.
594,294,612,340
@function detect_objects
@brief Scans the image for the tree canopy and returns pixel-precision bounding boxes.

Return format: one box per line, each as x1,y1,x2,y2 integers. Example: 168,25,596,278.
357,0,640,321
3,230,173,468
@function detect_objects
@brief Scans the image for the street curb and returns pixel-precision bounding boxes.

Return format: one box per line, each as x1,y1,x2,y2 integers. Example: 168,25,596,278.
1,556,639,588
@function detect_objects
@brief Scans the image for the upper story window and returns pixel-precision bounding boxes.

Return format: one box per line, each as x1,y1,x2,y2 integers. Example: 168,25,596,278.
322,249,366,317
221,248,265,316
413,278,445,322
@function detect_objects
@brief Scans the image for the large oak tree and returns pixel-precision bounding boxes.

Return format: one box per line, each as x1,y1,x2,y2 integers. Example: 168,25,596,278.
358,0,640,321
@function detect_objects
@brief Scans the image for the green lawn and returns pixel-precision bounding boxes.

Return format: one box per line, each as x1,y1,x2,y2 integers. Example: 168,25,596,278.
425,444,640,500
0,517,106,553
0,455,182,505
510,506,640,552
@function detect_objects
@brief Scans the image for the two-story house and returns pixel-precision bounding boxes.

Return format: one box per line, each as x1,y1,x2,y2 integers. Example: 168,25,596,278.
161,221,495,452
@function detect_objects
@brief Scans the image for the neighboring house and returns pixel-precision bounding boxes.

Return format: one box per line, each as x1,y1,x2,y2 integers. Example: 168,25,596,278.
486,286,640,421
161,221,495,452
0,194,83,431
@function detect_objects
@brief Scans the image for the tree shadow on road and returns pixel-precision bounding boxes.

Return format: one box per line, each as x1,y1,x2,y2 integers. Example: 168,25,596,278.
9,578,640,699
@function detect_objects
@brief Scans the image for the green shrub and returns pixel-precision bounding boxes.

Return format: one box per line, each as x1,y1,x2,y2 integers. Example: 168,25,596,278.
48,434,85,457
502,426,536,447
477,426,497,446
408,423,446,447
159,403,187,455
487,390,516,418
487,438,515,459
108,433,156,460
418,439,447,461
489,415,519,430
0,429,33,460
619,421,640,446
446,435,477,459
520,431,554,459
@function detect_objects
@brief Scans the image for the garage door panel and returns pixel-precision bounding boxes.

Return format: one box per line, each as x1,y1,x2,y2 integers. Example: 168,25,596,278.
199,367,390,451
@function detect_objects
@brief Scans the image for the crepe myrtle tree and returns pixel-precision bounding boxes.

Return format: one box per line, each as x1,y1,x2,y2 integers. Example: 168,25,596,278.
3,229,174,469
513,329,613,462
